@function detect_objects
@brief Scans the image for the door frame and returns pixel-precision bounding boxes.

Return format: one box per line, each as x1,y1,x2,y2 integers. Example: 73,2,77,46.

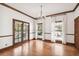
74,16,79,47
36,22,44,40
13,19,30,45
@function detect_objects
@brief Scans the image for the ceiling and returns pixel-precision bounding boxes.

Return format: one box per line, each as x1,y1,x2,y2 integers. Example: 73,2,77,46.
7,3,77,18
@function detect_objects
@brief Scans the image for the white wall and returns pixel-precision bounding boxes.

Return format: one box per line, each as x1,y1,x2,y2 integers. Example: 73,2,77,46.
35,17,52,40
66,6,79,43
66,12,74,43
35,6,79,44
41,13,75,43
0,5,35,49
44,17,51,40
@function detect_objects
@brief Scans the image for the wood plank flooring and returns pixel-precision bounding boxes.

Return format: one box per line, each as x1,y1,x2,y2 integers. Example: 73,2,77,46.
0,40,79,56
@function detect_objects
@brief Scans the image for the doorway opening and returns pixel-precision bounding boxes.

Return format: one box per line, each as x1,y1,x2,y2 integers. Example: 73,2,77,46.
13,19,30,45
37,23,43,40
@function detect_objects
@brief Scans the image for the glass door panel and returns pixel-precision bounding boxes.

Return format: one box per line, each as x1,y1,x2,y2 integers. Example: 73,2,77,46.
18,23,22,42
37,23,43,40
14,21,22,43
13,19,29,45
23,23,29,41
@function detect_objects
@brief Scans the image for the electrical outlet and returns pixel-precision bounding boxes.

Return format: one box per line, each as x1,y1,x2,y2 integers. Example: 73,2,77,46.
5,44,7,46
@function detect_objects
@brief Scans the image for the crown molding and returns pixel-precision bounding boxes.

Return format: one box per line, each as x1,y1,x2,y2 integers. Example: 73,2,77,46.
46,3,79,17
0,3,37,20
73,3,79,11
37,3,79,19
0,3,79,20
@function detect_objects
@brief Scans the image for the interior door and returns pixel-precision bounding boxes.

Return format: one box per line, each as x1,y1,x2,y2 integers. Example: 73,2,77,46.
75,17,79,49
22,23,29,42
14,21,22,44
13,19,29,45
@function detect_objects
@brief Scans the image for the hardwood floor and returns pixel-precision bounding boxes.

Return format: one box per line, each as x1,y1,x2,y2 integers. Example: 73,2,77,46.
0,40,79,56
